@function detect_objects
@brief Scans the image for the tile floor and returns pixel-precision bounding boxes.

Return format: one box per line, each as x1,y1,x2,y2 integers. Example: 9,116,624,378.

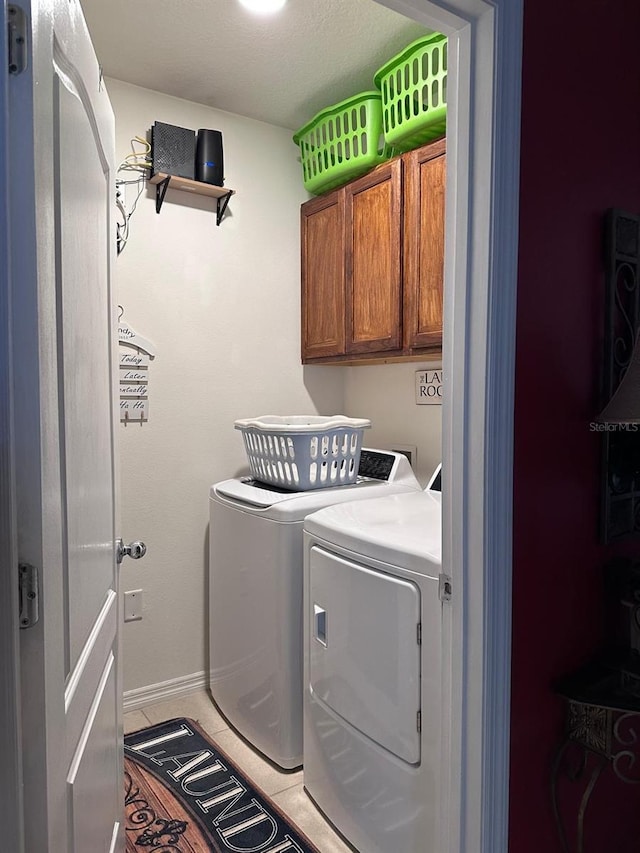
124,689,353,853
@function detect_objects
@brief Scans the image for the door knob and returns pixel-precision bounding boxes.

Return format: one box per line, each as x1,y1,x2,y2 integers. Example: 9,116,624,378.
116,538,147,564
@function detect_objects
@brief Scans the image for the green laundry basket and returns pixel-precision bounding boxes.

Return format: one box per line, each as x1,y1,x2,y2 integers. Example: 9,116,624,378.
292,91,393,196
374,33,448,152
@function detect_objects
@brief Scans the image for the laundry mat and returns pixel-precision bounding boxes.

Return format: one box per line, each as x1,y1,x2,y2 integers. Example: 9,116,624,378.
124,718,320,853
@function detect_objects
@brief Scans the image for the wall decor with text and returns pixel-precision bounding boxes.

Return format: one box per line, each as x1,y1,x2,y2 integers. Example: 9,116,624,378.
415,368,442,405
118,307,156,424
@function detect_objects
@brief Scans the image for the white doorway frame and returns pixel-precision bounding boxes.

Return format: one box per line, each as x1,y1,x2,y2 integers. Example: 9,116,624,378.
376,1,523,852
0,0,522,849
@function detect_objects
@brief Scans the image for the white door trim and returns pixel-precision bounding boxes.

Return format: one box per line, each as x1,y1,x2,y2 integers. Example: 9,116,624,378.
376,2,523,852
0,2,25,850
0,0,522,849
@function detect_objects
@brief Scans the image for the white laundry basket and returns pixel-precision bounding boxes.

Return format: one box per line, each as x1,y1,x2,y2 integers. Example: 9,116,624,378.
234,415,371,491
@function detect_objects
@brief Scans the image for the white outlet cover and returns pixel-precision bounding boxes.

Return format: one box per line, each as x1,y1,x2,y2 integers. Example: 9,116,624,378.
124,589,143,622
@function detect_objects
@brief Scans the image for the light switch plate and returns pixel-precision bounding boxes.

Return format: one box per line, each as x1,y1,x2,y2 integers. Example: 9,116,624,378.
124,589,143,622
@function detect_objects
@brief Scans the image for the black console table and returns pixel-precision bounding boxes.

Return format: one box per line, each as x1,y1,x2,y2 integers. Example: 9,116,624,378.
552,658,640,853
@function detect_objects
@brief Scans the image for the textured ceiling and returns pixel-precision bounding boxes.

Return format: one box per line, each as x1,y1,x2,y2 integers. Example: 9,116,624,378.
79,0,429,131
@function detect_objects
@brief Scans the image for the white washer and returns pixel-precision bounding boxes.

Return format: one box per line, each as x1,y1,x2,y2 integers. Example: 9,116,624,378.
302,466,442,853
208,450,421,770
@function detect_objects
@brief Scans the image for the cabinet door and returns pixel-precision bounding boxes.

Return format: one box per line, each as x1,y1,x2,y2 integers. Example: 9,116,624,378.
301,191,346,360
345,160,402,354
404,141,446,350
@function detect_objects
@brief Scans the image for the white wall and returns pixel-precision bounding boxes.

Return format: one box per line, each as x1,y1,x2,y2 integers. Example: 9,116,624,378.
108,79,344,692
344,361,442,484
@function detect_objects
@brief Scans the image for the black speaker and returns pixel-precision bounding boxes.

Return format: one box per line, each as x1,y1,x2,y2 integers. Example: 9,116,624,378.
195,129,224,186
151,121,196,180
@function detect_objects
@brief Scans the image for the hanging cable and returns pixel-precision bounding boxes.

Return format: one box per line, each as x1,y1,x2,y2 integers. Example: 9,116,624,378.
115,135,152,255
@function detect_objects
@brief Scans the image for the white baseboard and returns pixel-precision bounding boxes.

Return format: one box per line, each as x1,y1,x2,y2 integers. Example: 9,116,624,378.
123,670,207,712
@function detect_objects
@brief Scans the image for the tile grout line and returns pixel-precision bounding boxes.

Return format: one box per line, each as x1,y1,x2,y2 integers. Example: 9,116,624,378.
269,775,305,796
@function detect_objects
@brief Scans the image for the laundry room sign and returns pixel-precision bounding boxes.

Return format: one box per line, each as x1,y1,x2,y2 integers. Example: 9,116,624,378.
415,368,442,405
118,306,156,423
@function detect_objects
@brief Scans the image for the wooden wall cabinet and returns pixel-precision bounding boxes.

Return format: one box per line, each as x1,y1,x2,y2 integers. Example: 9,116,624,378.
300,138,446,364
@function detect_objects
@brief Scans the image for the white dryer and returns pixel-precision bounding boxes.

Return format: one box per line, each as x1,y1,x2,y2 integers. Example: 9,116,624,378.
302,467,443,853
208,450,421,770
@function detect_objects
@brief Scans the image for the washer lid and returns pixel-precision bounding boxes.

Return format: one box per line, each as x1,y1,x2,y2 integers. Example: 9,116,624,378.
304,490,441,575
209,450,422,521
213,477,317,508
210,477,421,521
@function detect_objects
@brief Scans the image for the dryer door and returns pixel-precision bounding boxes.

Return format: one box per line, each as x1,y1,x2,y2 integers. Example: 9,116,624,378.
308,545,421,764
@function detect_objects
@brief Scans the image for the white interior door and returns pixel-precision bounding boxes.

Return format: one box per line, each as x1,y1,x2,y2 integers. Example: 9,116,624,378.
8,0,123,850
0,2,24,850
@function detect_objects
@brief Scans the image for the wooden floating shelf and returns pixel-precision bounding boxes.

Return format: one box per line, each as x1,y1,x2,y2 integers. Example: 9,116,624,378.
148,173,235,199
148,172,236,225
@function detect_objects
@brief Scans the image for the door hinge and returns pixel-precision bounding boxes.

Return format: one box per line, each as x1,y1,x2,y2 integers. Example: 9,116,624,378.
417,710,422,733
7,5,28,75
19,562,39,628
417,622,422,644
439,573,452,602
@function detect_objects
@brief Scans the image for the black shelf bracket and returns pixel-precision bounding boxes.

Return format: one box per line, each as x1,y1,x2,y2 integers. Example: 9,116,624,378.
154,177,232,225
216,191,233,226
155,176,171,214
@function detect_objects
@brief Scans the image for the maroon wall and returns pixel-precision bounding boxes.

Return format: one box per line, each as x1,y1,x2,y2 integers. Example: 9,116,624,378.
509,0,640,849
